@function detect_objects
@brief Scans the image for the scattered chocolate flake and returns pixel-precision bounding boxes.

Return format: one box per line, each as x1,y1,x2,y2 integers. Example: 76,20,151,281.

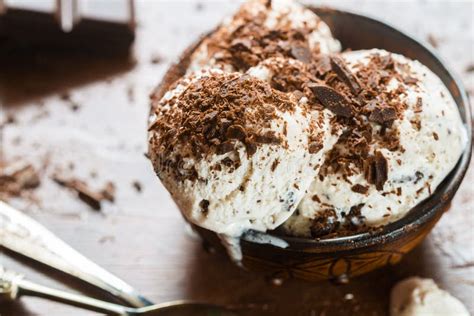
0,162,41,200
309,84,353,117
330,56,362,94
195,2,204,11
132,181,142,193
432,132,439,141
101,182,116,202
351,184,369,194
52,175,115,210
368,106,397,124
427,34,438,48
99,235,115,244
150,54,163,65
465,64,474,73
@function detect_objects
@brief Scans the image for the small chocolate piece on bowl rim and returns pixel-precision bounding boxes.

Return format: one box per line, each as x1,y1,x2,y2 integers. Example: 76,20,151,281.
151,7,472,282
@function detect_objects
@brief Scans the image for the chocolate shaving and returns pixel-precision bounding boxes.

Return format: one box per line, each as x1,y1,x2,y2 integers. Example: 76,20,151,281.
52,175,115,210
369,106,397,124
364,151,388,191
330,56,362,94
0,163,41,200
309,84,353,118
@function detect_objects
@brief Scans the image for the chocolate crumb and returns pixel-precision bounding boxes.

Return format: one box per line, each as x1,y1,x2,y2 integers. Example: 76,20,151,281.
132,181,142,193
432,132,439,140
150,54,163,64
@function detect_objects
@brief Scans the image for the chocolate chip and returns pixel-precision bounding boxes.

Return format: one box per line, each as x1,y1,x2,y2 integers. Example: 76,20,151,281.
271,159,280,172
290,43,312,64
330,56,362,94
351,184,369,194
374,151,388,190
199,199,210,215
364,151,388,191
309,84,354,118
369,106,397,124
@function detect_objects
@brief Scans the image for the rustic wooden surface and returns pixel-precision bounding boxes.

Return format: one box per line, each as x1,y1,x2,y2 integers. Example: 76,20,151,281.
0,1,473,315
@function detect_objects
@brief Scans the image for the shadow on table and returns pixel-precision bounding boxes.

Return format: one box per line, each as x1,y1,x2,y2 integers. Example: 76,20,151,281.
0,48,135,107
182,238,436,316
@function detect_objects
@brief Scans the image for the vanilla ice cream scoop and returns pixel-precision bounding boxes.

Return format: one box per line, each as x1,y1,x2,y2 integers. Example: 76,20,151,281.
188,0,341,73
283,49,468,237
390,277,470,316
148,69,336,252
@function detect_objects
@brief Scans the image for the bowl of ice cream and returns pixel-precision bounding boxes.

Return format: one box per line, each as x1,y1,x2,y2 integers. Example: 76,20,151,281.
148,0,472,281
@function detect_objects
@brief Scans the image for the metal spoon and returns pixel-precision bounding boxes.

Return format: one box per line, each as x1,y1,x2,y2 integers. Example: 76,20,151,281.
0,266,235,315
0,201,232,314
0,201,150,307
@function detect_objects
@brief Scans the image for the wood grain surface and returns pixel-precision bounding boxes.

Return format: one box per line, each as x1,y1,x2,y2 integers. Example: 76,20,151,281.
1,1,473,315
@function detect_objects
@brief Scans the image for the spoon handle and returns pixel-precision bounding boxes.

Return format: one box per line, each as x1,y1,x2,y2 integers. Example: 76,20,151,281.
0,268,133,315
0,201,152,308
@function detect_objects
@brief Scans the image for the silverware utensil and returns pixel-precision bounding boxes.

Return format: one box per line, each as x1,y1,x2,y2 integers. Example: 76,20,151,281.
0,266,234,316
0,201,151,307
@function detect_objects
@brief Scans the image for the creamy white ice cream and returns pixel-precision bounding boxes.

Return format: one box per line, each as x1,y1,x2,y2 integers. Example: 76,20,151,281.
390,277,470,316
148,69,336,259
188,0,341,73
283,49,468,237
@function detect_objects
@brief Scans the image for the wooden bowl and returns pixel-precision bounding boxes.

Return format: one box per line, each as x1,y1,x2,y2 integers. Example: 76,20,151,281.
152,8,472,282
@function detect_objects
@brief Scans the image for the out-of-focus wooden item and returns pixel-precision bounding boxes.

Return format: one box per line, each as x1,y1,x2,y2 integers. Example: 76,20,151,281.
1,1,473,315
0,0,135,56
